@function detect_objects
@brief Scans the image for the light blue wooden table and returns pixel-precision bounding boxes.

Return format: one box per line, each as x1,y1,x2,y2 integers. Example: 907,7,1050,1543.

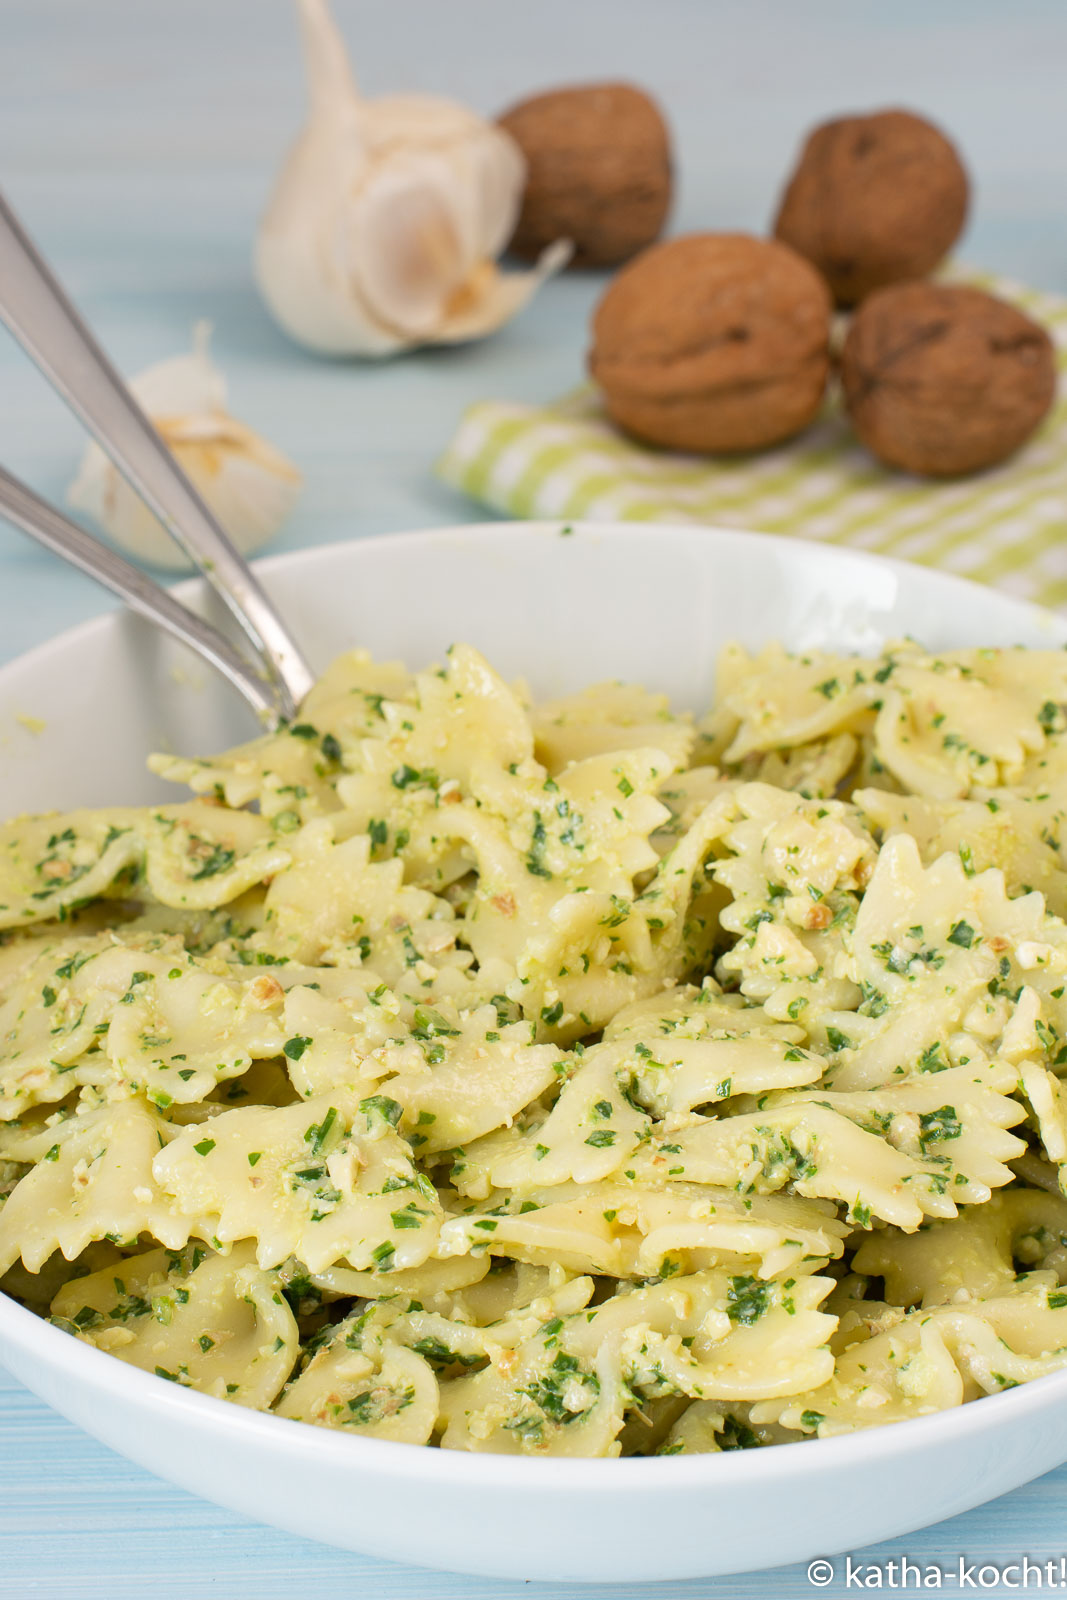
2,3,1066,1593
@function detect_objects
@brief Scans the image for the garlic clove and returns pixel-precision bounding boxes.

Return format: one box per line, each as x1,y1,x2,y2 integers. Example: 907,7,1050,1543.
254,0,565,357
348,155,471,338
67,324,302,571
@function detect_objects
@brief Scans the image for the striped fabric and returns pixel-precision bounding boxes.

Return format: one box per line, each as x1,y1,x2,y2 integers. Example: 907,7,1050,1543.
438,271,1067,609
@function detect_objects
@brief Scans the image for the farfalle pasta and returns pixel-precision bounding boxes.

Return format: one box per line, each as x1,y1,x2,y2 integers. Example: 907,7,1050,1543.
2,636,1067,1455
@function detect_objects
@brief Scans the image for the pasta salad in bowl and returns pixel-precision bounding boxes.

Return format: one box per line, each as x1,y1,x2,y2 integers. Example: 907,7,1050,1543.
2,522,1067,1581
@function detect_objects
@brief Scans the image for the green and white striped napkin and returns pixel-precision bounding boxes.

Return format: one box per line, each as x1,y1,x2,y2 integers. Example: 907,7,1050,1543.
438,270,1067,609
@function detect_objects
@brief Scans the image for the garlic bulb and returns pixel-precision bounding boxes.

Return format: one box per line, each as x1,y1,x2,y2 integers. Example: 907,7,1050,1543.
68,324,302,571
254,0,568,356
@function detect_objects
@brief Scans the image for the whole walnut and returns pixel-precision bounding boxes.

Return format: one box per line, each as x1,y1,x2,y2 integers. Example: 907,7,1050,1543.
589,233,832,453
774,109,969,307
841,282,1057,477
498,82,671,267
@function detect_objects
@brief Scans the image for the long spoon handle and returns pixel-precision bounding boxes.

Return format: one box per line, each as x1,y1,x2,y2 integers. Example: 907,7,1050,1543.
0,188,314,720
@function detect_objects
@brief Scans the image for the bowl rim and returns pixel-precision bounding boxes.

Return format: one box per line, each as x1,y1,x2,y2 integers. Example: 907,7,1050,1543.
3,516,1060,687
2,517,1066,1490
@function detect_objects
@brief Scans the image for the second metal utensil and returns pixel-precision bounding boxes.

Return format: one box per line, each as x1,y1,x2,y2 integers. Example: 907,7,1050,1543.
0,187,315,722
0,465,281,722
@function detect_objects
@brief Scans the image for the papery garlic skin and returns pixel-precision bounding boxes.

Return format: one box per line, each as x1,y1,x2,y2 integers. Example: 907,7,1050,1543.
255,0,568,357
67,325,302,572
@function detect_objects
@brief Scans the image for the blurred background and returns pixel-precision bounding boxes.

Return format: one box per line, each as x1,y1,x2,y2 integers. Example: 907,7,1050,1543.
2,0,1066,651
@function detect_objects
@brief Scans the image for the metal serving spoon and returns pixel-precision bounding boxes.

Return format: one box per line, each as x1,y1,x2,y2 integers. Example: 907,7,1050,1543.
0,188,315,725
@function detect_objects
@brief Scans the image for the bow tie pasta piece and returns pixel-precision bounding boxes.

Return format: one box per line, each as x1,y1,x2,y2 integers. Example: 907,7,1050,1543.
711,643,1067,800
457,993,824,1196
432,750,670,963
628,1106,930,1224
0,1236,123,1315
775,1057,1024,1206
757,1281,1067,1438
118,891,270,960
436,1272,595,1353
0,810,145,928
531,681,694,775
50,1241,297,1408
712,642,886,765
756,1308,965,1436
944,1283,1067,1382
0,804,292,930
278,979,405,1098
150,729,342,826
428,1261,586,1329
0,928,82,998
627,1054,1026,1230
332,644,538,858
388,749,691,1038
282,985,560,1146
621,1033,824,1120
297,648,414,738
250,820,458,982
0,935,292,1119
0,1099,192,1274
0,936,131,1118
361,643,534,795
305,1250,491,1311
965,986,1067,1187
731,734,861,800
438,1268,835,1456
105,952,287,1108
142,806,293,910
0,1101,83,1165
713,784,876,1021
1015,1061,1067,1181
381,1005,561,1154
818,833,1067,1095
438,1172,627,1269
617,1185,847,1281
848,831,1067,1023
149,650,414,823
603,982,803,1045
817,969,999,1095
280,1275,597,1439
870,652,1065,800
276,1317,438,1443
495,781,732,1042
714,782,877,923
469,1042,652,1190
152,1090,443,1273
546,748,672,882
439,1181,848,1282
656,1400,739,1455
599,985,826,1113
853,1187,1067,1309
855,789,1067,921
945,644,1067,711
774,1059,1028,1206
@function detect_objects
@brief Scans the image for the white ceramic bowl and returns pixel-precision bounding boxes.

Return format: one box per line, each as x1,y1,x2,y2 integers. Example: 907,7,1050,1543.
2,522,1067,1583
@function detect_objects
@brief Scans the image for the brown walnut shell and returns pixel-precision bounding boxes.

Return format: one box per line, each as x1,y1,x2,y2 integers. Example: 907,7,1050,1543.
841,282,1057,477
589,233,832,453
498,82,671,268
774,108,969,307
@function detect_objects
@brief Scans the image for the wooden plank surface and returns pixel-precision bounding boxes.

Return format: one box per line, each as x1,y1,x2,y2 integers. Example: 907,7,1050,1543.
2,3,1066,1592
